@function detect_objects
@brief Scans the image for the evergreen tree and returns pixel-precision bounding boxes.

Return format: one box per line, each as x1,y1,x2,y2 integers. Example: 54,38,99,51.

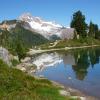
88,21,95,37
88,21,100,39
94,24,99,39
70,11,87,38
15,41,26,62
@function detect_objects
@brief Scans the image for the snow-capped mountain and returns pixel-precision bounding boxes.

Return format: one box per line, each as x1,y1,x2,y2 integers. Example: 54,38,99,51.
0,13,75,40
19,13,75,40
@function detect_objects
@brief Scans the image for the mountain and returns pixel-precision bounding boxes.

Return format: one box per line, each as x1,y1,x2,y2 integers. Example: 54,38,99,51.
0,21,49,54
18,13,75,40
10,23,49,47
0,13,75,42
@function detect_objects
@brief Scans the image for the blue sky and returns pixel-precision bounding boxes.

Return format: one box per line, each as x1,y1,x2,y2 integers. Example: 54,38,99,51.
0,0,100,27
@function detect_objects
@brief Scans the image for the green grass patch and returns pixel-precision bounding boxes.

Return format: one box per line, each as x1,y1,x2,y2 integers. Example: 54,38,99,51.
0,59,75,100
40,38,100,49
11,59,19,66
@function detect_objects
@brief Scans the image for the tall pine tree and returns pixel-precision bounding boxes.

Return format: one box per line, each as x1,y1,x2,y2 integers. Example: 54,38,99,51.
88,21,95,38
88,21,100,39
70,11,87,38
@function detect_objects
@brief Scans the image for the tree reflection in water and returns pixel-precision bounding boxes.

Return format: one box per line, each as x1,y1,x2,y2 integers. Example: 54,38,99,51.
69,48,100,80
33,47,100,81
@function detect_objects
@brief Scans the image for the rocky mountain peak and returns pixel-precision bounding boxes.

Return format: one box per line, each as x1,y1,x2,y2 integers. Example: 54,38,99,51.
0,13,75,40
19,13,43,24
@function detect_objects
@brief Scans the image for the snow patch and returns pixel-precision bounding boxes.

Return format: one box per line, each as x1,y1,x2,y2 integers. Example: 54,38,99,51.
19,13,75,40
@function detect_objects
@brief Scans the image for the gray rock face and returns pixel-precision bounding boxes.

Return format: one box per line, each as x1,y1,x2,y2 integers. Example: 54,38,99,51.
60,28,75,39
0,47,11,65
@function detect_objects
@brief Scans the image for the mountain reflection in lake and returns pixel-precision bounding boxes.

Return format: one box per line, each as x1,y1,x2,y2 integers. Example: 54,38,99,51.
32,47,100,98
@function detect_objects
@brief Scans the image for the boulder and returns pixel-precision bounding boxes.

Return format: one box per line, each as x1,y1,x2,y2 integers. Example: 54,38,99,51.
0,47,11,65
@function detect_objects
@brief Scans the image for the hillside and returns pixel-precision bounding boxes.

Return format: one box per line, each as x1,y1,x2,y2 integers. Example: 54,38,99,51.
39,38,100,50
0,21,49,54
0,59,74,100
10,22,49,47
0,20,17,25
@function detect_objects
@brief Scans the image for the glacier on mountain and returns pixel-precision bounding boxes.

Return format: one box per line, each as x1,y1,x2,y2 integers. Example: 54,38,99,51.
19,13,75,40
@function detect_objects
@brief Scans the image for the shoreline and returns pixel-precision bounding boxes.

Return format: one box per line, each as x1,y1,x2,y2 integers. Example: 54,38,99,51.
27,45,100,55
33,75,98,100
16,61,99,100
52,81,98,100
19,45,100,100
16,62,99,100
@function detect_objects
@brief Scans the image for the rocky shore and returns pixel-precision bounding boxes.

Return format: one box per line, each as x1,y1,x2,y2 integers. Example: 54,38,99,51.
16,56,98,100
2,46,99,100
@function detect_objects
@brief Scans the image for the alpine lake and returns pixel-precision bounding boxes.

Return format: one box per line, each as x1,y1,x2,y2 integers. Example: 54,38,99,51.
31,47,100,99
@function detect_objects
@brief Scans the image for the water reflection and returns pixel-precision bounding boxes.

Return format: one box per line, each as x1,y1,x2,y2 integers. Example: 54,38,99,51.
62,48,100,80
32,47,100,98
62,53,75,67
72,49,90,80
32,47,100,81
89,48,100,67
75,48,100,80
32,52,62,71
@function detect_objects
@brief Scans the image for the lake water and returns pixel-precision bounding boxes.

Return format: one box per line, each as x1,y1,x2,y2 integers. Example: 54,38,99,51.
32,47,100,99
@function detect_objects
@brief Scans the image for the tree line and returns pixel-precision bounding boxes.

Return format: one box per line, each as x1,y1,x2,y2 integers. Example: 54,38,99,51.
70,10,100,39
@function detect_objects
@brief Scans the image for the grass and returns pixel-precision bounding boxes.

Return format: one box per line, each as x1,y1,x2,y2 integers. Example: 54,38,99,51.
40,38,100,49
11,59,19,66
0,59,75,100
